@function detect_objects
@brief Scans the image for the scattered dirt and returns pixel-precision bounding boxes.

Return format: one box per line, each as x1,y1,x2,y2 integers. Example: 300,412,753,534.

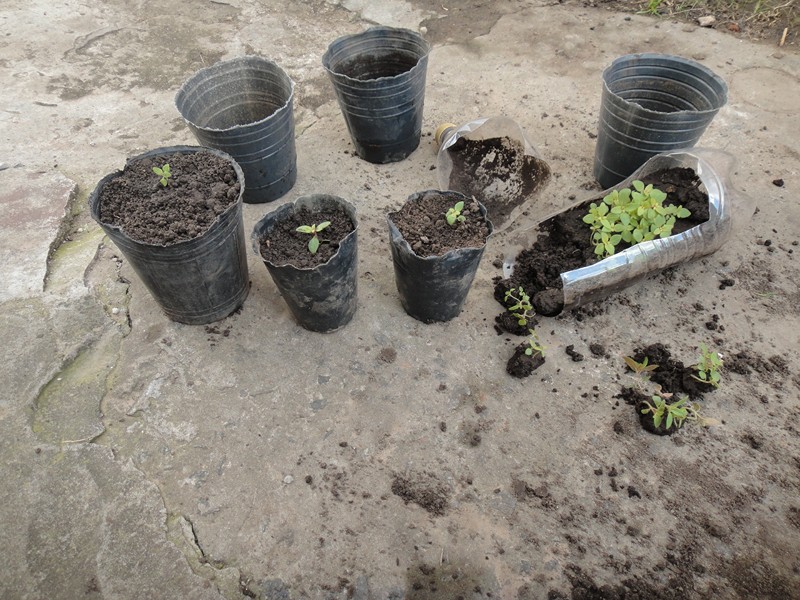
445,135,551,227
97,151,240,245
258,205,355,269
494,167,710,316
388,192,491,257
390,472,451,516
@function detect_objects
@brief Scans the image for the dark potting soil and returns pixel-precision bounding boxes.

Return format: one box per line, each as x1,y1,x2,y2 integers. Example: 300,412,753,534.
98,151,239,246
259,206,355,269
494,167,710,316
619,343,717,435
506,344,546,378
388,193,491,258
446,136,550,227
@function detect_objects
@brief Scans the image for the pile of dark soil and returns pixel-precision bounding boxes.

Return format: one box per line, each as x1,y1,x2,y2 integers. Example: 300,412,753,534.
98,151,239,246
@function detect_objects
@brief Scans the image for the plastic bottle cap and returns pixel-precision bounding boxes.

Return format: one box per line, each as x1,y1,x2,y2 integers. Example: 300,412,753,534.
434,123,457,148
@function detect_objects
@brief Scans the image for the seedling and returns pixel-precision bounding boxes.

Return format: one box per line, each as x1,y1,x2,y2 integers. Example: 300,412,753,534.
504,286,534,326
445,201,466,227
582,180,691,258
524,328,545,358
623,355,659,380
152,163,172,187
296,221,331,255
640,394,689,431
692,343,723,388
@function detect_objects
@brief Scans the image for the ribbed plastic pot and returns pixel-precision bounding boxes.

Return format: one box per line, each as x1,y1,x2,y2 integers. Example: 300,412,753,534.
176,56,296,204
322,26,430,164
387,190,493,324
593,53,727,189
252,195,358,333
89,146,249,325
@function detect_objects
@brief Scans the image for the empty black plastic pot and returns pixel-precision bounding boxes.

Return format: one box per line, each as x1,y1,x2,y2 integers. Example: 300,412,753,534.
322,26,430,163
176,56,296,204
594,53,727,188
387,190,493,323
252,195,358,333
89,146,249,325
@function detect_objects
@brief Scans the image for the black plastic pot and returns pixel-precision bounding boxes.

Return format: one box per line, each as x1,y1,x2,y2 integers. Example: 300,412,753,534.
89,146,249,325
594,53,727,188
252,195,358,333
322,26,430,164
176,56,296,204
387,190,493,323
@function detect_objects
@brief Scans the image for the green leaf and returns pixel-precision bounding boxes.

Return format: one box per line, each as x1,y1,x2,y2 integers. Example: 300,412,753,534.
621,231,633,243
594,244,606,256
583,214,595,224
316,221,331,232
633,229,644,242
525,347,533,356
610,234,622,246
653,412,663,429
677,207,691,218
666,413,673,430
296,225,314,234
308,236,320,254
454,201,464,212
620,213,630,226
633,180,645,192
604,242,615,255
598,203,609,216
651,189,667,203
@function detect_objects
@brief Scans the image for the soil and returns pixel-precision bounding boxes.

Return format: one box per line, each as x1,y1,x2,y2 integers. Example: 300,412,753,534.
494,167,710,316
445,135,551,228
258,205,355,269
506,343,546,378
97,151,240,245
388,192,491,258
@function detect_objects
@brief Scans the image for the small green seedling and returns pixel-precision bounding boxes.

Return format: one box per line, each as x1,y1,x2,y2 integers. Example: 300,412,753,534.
446,201,466,227
152,163,172,187
296,221,331,255
582,180,691,258
640,394,689,431
623,355,659,380
504,286,534,326
524,328,545,358
692,343,723,388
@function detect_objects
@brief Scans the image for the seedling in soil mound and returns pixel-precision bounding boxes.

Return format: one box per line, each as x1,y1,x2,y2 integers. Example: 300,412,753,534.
640,394,689,432
296,221,330,255
524,328,546,358
504,286,534,327
582,180,691,258
623,355,659,381
506,328,546,378
152,163,172,187
445,200,466,227
692,343,723,388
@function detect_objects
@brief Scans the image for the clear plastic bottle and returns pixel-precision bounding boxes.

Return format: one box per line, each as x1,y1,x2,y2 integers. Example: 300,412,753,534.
435,116,551,231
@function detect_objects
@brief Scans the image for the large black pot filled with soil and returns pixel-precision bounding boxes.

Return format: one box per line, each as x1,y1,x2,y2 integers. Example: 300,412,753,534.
252,194,358,333
388,190,492,323
89,146,249,325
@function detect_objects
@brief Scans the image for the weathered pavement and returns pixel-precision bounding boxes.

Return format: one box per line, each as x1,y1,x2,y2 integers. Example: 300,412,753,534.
1,1,798,598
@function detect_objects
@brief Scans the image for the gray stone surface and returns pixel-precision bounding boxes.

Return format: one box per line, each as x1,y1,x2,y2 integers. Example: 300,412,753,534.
1,0,798,599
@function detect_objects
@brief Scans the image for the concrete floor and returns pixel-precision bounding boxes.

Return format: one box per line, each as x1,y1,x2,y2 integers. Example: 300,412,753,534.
1,1,798,599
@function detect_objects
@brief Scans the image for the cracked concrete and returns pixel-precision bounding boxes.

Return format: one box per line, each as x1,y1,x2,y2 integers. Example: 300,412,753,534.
1,0,799,598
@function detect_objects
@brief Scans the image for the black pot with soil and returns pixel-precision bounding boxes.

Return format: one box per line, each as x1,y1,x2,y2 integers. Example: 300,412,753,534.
89,145,249,325
496,149,743,317
252,194,358,333
387,190,492,323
